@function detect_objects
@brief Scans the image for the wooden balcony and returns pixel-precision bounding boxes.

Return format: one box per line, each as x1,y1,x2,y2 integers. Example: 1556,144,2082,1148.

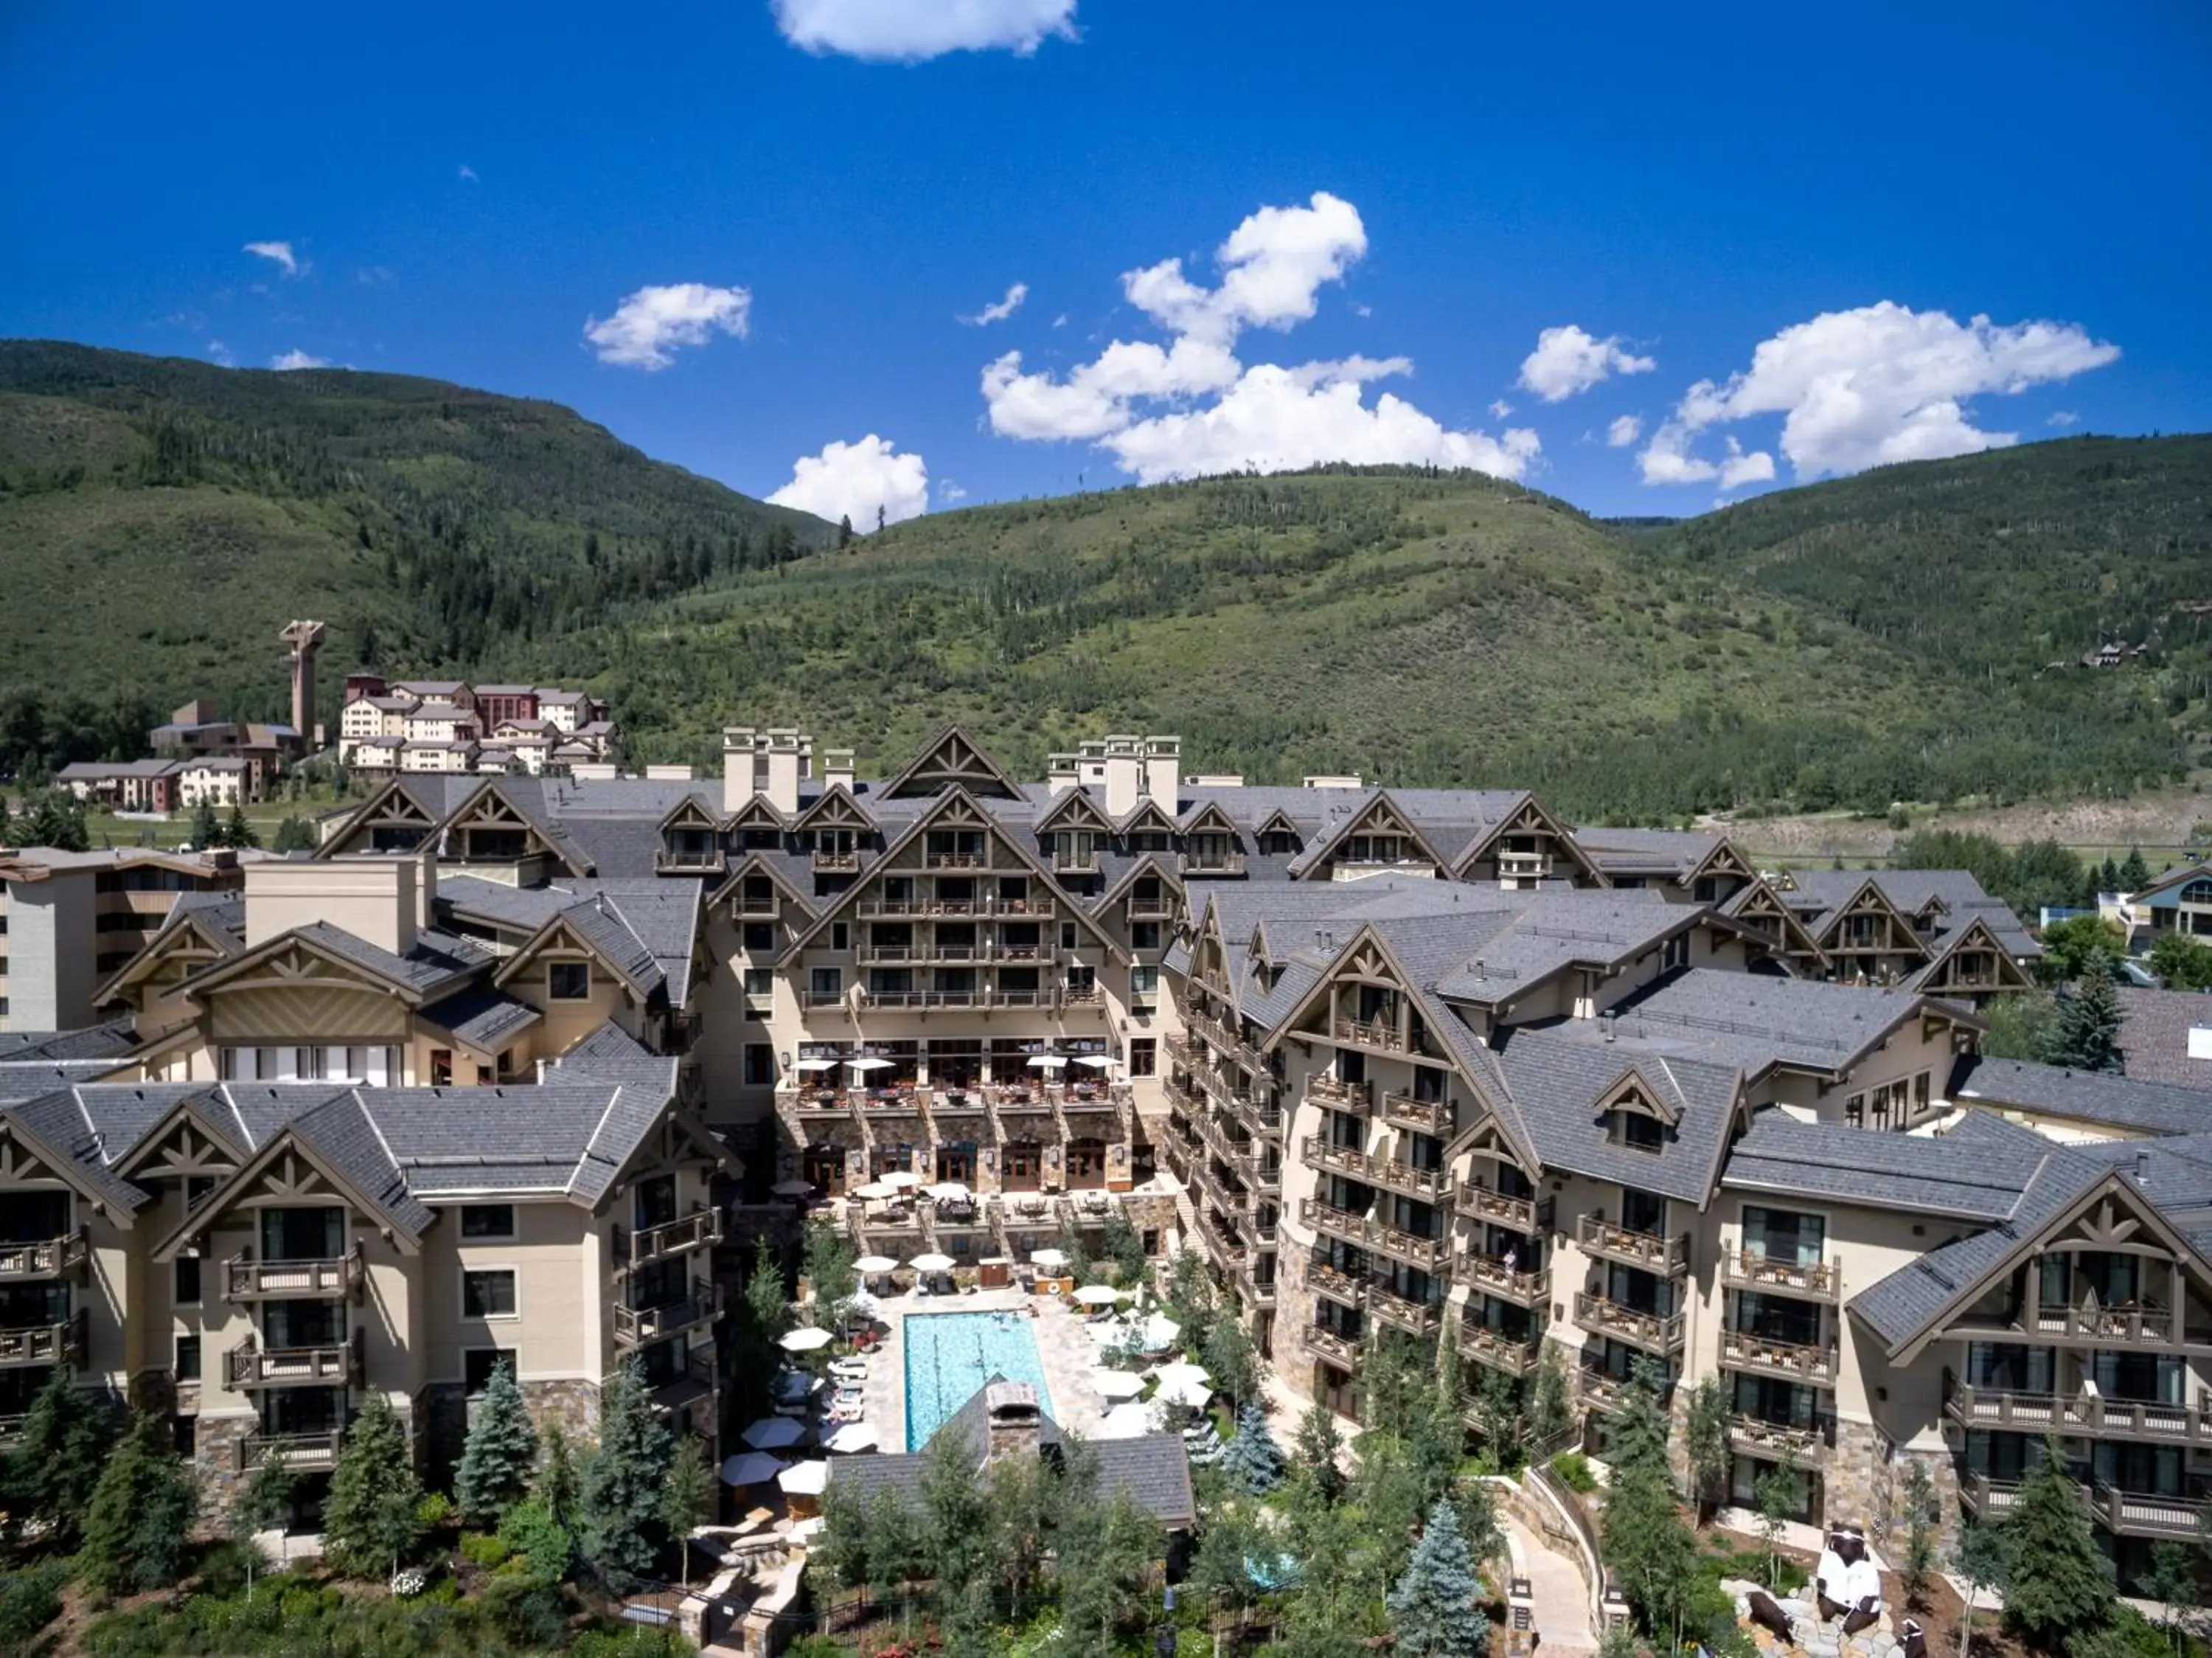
1727,1413,1832,1465
1379,1090,1451,1135
1497,851,1553,883
613,1280,724,1347
1458,1184,1554,1236
0,1309,86,1369
1128,894,1177,920
1958,1471,2212,1541
926,852,987,870
1956,1301,2194,1349
655,846,728,875
1051,848,1102,875
224,1328,364,1390
619,1207,723,1269
1332,1016,1406,1053
1233,1205,1279,1250
1306,1072,1371,1110
240,1429,344,1474
1575,1215,1691,1278
1573,1291,1685,1356
1306,1258,1368,1306
1306,1325,1363,1369
1722,1249,1842,1303
731,891,781,920
225,1243,365,1303
1236,1260,1278,1308
1181,851,1248,878
1458,1253,1550,1308
1944,1377,2212,1444
857,897,922,918
0,1228,88,1280
1461,1320,1544,1377
811,849,862,873
1720,1328,1838,1385
1367,1280,1443,1336
1299,1137,1453,1203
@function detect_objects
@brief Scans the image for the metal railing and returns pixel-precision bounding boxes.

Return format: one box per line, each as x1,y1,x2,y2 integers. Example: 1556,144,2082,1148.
618,1207,723,1269
613,1280,724,1346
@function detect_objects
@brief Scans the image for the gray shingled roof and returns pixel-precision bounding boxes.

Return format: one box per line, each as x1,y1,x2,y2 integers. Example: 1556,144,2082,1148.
2115,988,2212,1089
293,921,493,999
1724,1107,2052,1221
1947,1053,2212,1137
419,985,543,1052
0,1021,138,1063
1600,968,1959,1075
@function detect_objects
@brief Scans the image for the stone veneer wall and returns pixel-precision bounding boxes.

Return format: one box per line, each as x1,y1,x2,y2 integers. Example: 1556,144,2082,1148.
194,1415,257,1522
420,1377,604,1484
1268,1232,1321,1386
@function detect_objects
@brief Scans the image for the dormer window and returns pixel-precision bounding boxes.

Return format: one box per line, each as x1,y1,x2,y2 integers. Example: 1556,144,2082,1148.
1613,1111,1666,1152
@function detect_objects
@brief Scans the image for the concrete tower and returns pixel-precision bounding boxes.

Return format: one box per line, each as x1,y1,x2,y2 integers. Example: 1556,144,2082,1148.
281,620,328,750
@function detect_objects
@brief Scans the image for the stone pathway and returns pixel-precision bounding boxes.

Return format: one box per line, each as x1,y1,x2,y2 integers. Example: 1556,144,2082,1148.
1506,1514,1597,1654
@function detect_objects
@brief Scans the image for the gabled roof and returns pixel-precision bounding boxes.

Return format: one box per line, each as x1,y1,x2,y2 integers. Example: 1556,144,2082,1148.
420,984,544,1053
1034,785,1116,835
493,904,663,1004
177,921,492,1007
879,724,1026,800
1284,789,1451,879
703,850,818,920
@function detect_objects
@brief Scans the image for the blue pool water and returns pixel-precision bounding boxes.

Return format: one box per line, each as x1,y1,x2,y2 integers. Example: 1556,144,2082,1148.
902,1311,1053,1450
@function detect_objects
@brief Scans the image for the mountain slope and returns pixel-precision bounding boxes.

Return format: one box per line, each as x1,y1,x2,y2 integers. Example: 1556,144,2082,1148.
0,340,830,727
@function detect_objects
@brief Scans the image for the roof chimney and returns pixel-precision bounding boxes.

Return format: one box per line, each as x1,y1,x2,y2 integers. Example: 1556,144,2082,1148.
723,727,761,814
1144,736,1182,814
1046,753,1079,797
1102,735,1144,818
764,729,810,816
2136,1149,2152,1186
824,748,856,794
982,1380,1043,1466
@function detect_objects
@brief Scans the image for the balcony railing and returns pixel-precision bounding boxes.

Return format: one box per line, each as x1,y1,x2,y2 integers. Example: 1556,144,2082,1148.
1458,1253,1550,1307
1944,1376,2212,1443
225,1244,366,1302
1306,1258,1367,1306
0,1229,88,1280
1461,1320,1544,1376
1720,1328,1838,1385
1959,1471,2212,1541
1129,894,1177,920
613,1280,724,1347
618,1207,723,1269
1300,1137,1453,1202
1306,1073,1371,1110
1957,1301,2187,1347
926,852,987,870
1722,1249,1843,1302
224,1328,364,1390
1236,1260,1278,1308
1367,1281,1443,1336
1306,1325,1363,1368
811,849,862,873
655,846,728,875
0,1309,86,1369
1727,1413,1832,1464
1332,1016,1406,1053
1052,848,1102,874
1577,1360,1672,1415
732,891,781,919
1573,1291,1685,1356
1576,1214,1691,1277
240,1429,344,1473
791,1091,858,1119
1379,1090,1451,1135
1458,1184,1554,1236
1181,852,1248,878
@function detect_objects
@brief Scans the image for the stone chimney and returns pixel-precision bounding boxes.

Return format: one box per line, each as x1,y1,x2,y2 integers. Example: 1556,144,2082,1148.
982,1380,1043,1466
764,729,812,815
824,748,856,794
722,727,761,814
1102,735,1144,818
1144,736,1181,812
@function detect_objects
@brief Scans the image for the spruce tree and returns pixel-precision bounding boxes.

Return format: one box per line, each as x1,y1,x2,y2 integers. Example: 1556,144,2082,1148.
1901,1460,1938,1609
2048,960,2126,1074
2121,846,2152,890
232,1446,296,1597
4,1364,112,1547
539,1422,582,1529
1218,1399,1288,1494
223,801,260,848
1387,1498,1489,1658
323,1392,422,1580
188,798,220,850
455,1359,540,1524
580,1358,675,1589
1600,1363,1697,1641
81,1411,199,1600
1999,1438,2115,1648
661,1437,714,1589
1682,1375,1731,1522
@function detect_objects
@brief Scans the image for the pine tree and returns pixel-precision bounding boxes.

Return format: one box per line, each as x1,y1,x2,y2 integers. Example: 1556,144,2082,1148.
539,1422,582,1529
2048,960,2126,1074
1902,1460,1938,1609
455,1359,540,1524
1218,1399,1288,1494
323,1392,422,1580
4,1364,112,1546
1683,1375,1731,1522
271,814,316,853
1999,1439,2115,1648
838,515,854,549
223,800,260,848
580,1358,675,1590
81,1411,199,1600
1528,1345,1574,1451
232,1446,296,1598
2121,846,2152,890
1387,1498,1489,1658
188,798,220,850
1601,1363,1697,1642
661,1437,713,1589
1291,1400,1346,1508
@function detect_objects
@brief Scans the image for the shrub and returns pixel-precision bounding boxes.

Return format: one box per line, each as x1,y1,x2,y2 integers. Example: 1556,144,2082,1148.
417,1491,458,1532
0,1562,67,1648
1549,1450,1597,1493
460,1531,512,1569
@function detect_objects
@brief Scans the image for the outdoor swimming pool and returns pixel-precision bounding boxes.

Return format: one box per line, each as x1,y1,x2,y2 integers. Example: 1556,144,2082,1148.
902,1311,1054,1450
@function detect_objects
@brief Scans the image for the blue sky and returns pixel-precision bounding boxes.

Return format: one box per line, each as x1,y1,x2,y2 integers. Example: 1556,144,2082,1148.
3,0,2206,525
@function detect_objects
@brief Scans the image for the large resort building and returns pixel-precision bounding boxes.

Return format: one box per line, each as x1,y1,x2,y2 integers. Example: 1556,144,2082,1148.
4,719,2210,1585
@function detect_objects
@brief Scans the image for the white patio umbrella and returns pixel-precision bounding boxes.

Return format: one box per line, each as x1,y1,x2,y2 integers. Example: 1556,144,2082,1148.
1029,1247,1070,1269
1153,1361,1211,1390
793,1057,840,1073
1157,1373,1216,1410
1026,1054,1068,1069
772,1177,816,1197
720,1451,788,1486
843,1289,881,1319
1096,1402,1153,1440
1140,1313,1182,1351
1074,1054,1116,1070
925,1182,972,1201
824,1421,880,1454
778,1460,830,1496
852,1181,898,1201
779,1327,833,1353
846,1055,893,1072
880,1170,922,1190
908,1252,955,1272
854,1255,898,1274
742,1416,808,1450
1096,1370,1146,1400
1074,1284,1121,1306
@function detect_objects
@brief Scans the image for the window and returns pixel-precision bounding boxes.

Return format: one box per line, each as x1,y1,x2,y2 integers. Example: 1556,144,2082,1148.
465,1347,518,1394
174,1255,201,1305
1130,965,1158,1004
1914,1070,1932,1114
464,1269,518,1319
431,1049,453,1087
812,967,843,1001
744,1044,776,1086
1060,922,1078,951
175,1335,201,1383
461,1204,516,1240
1843,1092,1865,1128
548,961,591,1000
1133,920,1161,951
742,922,776,953
831,923,850,951
1661,932,1690,972
1129,1038,1157,1078
1613,1111,1666,1152
743,967,774,1003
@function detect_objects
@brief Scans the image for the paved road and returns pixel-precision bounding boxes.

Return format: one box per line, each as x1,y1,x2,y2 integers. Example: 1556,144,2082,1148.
1506,1513,1598,1655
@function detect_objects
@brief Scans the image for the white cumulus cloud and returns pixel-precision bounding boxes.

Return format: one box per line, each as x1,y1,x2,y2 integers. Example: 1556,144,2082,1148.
584,282,751,370
961,282,1029,326
1489,399,1514,419
206,340,234,367
243,240,299,277
772,0,1077,60
270,349,329,371
1517,325,1655,403
1606,414,1642,448
768,435,929,530
1639,301,2119,485
458,164,479,183
2048,409,2079,428
979,192,1537,485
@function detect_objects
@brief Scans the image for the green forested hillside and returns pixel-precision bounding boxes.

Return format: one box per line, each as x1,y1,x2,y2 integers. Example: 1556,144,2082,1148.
1,341,2201,822
0,340,830,749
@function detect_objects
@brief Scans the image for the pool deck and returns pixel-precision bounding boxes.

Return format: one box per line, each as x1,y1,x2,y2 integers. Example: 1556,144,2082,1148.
855,1286,1122,1450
